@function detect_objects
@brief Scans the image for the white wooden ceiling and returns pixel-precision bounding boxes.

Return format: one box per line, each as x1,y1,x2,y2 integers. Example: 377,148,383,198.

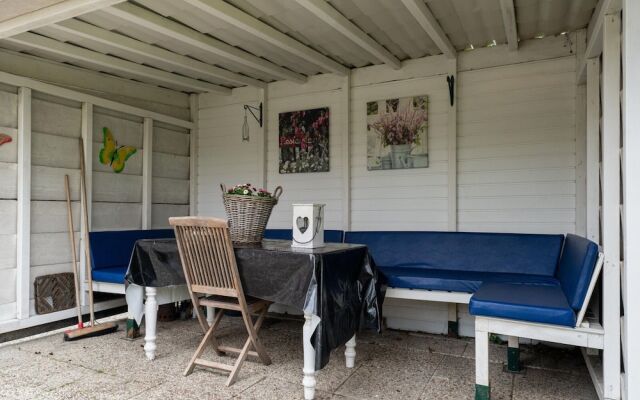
0,0,598,94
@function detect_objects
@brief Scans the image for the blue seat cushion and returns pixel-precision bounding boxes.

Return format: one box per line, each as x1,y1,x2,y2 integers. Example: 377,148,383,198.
380,266,560,293
469,282,576,327
264,229,344,243
344,231,564,276
92,266,128,284
556,234,599,311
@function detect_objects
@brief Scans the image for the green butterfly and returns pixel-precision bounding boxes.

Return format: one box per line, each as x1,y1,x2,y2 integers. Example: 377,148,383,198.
98,127,137,173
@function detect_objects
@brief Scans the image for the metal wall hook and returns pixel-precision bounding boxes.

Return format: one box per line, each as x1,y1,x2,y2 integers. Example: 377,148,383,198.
447,75,455,106
243,102,263,127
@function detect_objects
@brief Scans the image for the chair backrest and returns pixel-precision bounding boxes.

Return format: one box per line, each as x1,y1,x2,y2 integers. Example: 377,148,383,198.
555,234,600,311
170,216,242,299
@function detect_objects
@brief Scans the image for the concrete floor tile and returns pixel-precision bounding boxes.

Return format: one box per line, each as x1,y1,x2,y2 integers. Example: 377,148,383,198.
433,355,513,390
368,330,469,357
46,371,158,400
419,375,512,400
513,367,597,400
461,341,509,364
236,377,333,400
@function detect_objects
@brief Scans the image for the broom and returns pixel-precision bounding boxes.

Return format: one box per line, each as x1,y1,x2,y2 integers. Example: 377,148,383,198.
63,141,118,341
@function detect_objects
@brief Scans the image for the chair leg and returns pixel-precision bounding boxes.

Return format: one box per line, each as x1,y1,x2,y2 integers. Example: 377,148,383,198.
184,320,219,376
225,306,271,386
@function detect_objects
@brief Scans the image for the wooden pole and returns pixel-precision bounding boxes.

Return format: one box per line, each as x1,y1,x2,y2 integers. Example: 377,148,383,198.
64,174,83,328
79,139,96,325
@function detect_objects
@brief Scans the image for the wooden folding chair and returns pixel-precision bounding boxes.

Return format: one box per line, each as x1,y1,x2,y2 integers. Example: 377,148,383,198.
169,216,272,386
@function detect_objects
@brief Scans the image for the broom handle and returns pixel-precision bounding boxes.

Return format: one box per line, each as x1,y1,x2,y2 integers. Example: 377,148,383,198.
79,139,96,325
64,175,83,328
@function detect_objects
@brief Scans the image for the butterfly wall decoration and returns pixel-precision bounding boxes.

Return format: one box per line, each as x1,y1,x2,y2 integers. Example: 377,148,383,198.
0,133,11,146
98,127,137,173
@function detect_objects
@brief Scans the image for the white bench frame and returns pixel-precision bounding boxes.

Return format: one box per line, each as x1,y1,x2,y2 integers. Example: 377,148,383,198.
474,252,607,400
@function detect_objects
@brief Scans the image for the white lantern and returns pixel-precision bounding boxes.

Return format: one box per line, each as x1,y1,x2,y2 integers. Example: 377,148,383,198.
292,203,325,248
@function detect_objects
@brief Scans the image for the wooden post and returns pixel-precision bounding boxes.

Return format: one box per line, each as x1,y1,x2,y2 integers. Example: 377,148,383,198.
341,72,351,231
574,29,587,236
475,318,490,400
622,1,639,398
189,93,199,216
585,59,600,244
142,117,153,229
601,12,621,400
16,87,31,320
80,102,93,309
257,88,268,190
447,58,457,231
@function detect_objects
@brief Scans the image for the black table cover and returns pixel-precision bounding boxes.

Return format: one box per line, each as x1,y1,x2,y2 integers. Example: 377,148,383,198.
126,239,384,370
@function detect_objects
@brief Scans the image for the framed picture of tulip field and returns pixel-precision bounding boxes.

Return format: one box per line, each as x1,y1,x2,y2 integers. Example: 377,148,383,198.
279,107,330,174
366,95,428,170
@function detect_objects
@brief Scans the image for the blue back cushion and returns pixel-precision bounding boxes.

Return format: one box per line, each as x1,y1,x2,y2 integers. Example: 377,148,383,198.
555,234,599,311
89,229,174,270
344,231,564,276
264,229,344,243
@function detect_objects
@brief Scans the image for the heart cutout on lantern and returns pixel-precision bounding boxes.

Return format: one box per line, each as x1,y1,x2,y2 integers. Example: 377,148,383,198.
296,216,309,234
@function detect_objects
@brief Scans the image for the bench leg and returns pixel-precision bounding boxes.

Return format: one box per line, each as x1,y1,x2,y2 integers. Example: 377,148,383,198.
507,336,521,373
447,303,458,337
475,327,491,400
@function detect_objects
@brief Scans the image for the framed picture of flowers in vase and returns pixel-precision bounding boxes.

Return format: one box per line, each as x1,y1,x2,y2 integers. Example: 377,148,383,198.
366,95,428,170
279,107,330,174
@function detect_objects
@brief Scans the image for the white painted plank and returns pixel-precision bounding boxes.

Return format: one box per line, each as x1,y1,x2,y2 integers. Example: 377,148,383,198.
31,166,80,201
0,234,16,271
499,0,518,51
151,204,189,228
30,233,80,267
16,87,30,320
91,202,141,231
153,126,190,156
152,177,189,204
152,152,190,180
31,97,81,138
142,118,152,229
400,0,456,58
31,200,80,234
0,200,16,235
93,110,143,148
0,127,17,163
31,132,80,169
92,171,142,203
0,162,17,199
0,90,18,129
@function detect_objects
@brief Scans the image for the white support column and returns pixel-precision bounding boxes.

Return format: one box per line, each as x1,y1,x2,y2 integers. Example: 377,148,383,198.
447,59,458,231
142,117,153,229
586,59,601,244
80,102,93,307
600,12,621,400
622,1,639,398
189,94,199,216
341,72,351,231
575,29,587,237
475,318,490,400
16,87,31,320
257,88,268,190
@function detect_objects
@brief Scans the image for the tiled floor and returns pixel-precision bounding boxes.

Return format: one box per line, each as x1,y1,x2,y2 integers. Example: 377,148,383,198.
0,316,598,399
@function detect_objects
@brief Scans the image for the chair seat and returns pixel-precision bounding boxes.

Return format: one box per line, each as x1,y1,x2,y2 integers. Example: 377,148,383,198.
200,295,271,312
469,282,576,327
379,266,559,293
92,266,127,284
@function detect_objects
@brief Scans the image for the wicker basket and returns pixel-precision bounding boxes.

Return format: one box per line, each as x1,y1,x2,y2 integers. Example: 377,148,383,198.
221,184,283,244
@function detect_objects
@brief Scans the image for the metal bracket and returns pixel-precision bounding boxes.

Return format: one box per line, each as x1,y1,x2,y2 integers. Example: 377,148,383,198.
243,102,263,127
447,75,455,106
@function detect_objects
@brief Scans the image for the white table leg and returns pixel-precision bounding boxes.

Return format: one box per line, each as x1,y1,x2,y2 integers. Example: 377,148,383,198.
206,306,215,325
302,313,317,400
345,335,356,368
144,287,158,361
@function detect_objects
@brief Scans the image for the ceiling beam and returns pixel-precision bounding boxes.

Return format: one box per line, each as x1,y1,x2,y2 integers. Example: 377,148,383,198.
295,0,401,69
499,0,518,51
578,0,622,82
49,19,266,88
400,0,456,59
0,0,125,39
103,3,306,84
5,32,232,94
182,0,349,76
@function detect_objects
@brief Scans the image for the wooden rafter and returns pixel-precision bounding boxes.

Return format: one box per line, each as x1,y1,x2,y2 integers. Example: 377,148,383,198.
5,32,232,94
578,0,622,82
400,0,456,59
0,0,125,39
499,0,518,51
49,19,266,88
182,0,349,76
103,3,306,83
295,0,401,69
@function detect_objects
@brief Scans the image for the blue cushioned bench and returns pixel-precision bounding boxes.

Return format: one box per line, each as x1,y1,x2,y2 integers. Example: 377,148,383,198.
89,229,175,289
344,231,567,335
264,229,344,243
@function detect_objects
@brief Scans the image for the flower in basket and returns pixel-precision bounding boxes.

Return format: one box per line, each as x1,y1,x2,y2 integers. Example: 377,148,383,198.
227,183,274,198
371,105,427,147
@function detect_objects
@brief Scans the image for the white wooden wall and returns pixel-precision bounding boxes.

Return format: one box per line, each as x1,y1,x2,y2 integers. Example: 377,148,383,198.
0,83,19,320
197,35,582,336
0,67,193,331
